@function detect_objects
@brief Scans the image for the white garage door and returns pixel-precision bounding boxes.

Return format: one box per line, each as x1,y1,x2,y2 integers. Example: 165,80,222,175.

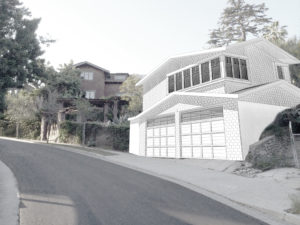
181,107,226,159
146,116,175,158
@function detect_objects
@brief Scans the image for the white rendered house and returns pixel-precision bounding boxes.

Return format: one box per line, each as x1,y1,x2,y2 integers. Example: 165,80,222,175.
129,38,300,160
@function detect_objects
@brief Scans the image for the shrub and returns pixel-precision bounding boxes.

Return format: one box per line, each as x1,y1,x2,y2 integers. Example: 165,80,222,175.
59,121,82,144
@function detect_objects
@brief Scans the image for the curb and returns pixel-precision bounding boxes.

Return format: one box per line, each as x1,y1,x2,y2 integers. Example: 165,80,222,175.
0,160,19,225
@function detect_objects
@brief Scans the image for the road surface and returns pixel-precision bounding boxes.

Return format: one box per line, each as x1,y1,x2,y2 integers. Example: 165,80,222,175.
0,139,268,225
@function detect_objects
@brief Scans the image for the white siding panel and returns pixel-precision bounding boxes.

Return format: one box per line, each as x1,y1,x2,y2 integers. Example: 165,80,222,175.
192,123,201,133
181,124,191,134
182,135,191,146
192,135,201,145
154,148,160,157
212,133,225,145
161,148,167,157
168,127,175,136
201,122,211,133
202,134,212,145
168,148,176,157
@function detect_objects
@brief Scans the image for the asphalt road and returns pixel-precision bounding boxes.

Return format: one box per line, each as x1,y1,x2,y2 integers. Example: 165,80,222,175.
0,139,268,225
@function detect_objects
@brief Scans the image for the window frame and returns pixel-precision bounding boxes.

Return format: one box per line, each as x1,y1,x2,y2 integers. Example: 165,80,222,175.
201,61,210,83
183,69,191,88
175,72,183,91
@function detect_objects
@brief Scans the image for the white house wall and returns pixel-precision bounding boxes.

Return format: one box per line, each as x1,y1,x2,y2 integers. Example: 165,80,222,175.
129,121,140,155
143,79,167,111
238,101,287,158
240,83,300,107
223,101,243,160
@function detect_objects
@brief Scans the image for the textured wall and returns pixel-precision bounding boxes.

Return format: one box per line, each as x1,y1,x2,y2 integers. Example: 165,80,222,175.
77,65,106,98
143,79,167,110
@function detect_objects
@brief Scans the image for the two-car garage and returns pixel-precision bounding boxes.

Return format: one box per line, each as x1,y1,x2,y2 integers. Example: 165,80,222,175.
146,107,227,159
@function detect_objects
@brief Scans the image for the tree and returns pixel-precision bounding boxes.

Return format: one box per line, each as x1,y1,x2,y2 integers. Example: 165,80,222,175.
5,90,38,138
208,0,272,47
120,75,143,116
0,0,46,113
37,62,82,141
263,21,288,44
277,37,300,87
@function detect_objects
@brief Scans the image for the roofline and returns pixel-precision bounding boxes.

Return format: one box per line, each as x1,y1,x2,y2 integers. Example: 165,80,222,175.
136,47,226,86
128,92,238,121
74,61,110,73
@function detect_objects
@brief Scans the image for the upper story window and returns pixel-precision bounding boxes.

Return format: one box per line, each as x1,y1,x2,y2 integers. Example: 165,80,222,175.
81,72,94,80
85,91,95,99
175,72,182,91
225,56,248,80
168,75,175,93
277,66,284,79
183,69,191,88
192,66,200,86
115,75,126,81
167,57,221,93
201,62,210,83
233,58,241,79
211,58,221,80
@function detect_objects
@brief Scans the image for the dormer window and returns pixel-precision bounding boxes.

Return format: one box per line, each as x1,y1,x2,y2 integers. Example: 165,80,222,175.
183,69,191,88
211,58,221,80
233,58,241,79
168,75,175,93
192,66,200,85
225,56,248,80
175,72,183,91
201,62,210,83
277,66,284,79
81,72,93,80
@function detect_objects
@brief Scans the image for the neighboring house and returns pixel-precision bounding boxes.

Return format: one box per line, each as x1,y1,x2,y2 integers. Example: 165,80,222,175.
58,62,129,123
129,38,300,160
74,61,129,99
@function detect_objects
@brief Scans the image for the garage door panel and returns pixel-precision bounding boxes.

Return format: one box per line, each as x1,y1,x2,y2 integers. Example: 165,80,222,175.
213,147,226,159
203,147,213,159
147,129,153,137
192,123,201,133
182,147,192,158
167,137,175,146
181,107,227,160
182,135,191,146
160,127,167,136
181,124,191,135
167,127,175,136
193,147,202,158
160,137,167,146
147,148,153,157
154,148,160,157
212,120,224,132
154,128,160,136
212,133,225,145
161,148,167,157
202,134,212,145
192,135,201,145
168,148,176,157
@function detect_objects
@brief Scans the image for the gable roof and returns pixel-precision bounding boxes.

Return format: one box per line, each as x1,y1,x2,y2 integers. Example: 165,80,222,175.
137,38,300,88
74,61,110,73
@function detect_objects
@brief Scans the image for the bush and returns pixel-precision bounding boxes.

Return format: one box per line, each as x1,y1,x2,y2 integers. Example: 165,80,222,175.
60,121,129,151
59,121,82,144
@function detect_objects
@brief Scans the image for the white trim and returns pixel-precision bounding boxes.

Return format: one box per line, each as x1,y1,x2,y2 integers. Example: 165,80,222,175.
129,92,238,121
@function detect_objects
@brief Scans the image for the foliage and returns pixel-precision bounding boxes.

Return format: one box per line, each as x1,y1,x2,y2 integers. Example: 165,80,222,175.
0,0,46,112
273,37,300,87
59,121,129,151
59,121,82,144
120,75,143,116
263,21,288,44
45,62,82,98
208,0,272,47
288,194,300,214
5,90,38,123
260,105,300,140
73,98,95,122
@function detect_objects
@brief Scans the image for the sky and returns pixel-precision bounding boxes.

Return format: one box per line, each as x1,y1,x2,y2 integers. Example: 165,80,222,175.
21,0,300,75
